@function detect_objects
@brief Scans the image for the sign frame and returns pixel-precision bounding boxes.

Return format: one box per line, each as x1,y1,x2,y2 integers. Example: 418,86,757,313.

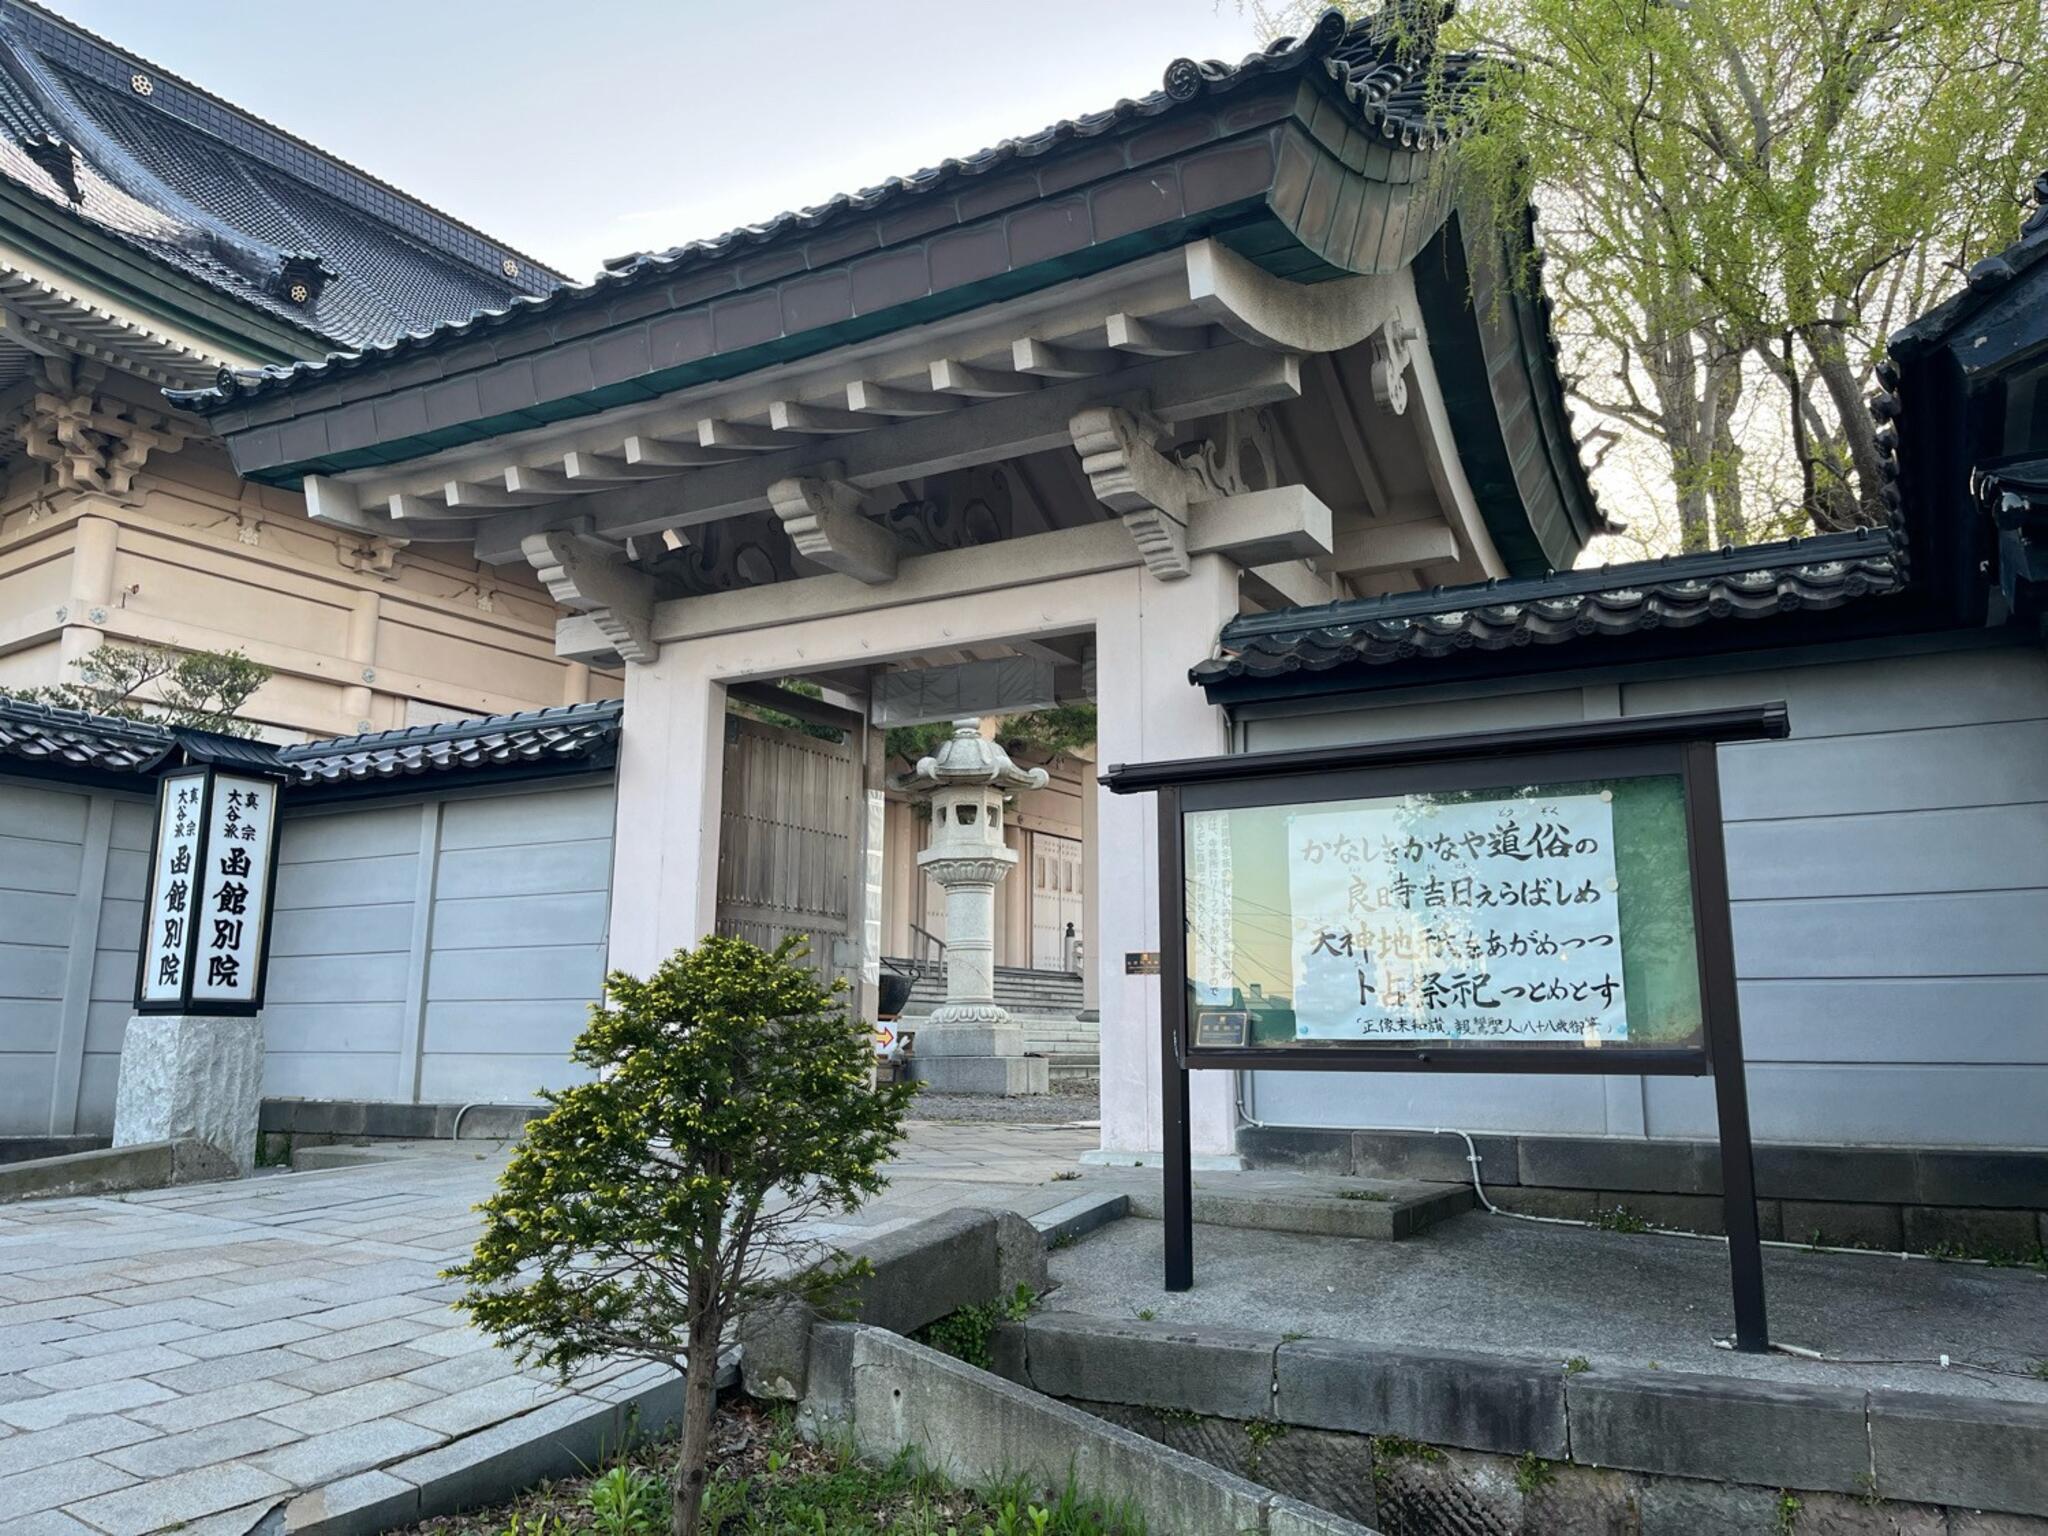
132,761,288,1019
1103,702,1791,1352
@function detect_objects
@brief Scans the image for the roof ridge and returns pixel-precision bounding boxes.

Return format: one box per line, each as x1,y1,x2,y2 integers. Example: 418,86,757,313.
3,0,565,288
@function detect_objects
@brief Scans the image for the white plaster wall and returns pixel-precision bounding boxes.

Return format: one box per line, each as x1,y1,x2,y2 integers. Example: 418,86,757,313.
1234,641,2048,1151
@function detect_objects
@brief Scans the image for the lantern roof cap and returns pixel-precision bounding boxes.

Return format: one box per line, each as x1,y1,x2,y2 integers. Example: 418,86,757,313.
893,719,1049,794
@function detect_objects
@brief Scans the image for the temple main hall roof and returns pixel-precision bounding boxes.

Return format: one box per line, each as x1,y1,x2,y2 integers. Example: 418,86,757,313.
0,0,561,356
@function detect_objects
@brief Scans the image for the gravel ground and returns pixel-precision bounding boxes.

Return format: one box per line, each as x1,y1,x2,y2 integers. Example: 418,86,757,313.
908,1079,1100,1123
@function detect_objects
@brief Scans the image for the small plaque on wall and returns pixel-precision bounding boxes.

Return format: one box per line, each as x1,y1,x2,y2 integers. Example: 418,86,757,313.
1124,951,1161,975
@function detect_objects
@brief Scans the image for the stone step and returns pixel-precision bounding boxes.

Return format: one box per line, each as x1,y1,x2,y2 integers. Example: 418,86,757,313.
1117,1176,1473,1242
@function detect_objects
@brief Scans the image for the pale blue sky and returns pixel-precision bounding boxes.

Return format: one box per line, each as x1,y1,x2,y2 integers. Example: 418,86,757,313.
45,0,1264,283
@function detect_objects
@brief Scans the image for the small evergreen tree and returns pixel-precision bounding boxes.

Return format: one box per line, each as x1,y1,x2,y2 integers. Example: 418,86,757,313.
449,936,914,1536
18,643,271,736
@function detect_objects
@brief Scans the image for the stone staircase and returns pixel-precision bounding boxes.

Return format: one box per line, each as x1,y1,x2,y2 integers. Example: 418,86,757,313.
892,963,1097,1080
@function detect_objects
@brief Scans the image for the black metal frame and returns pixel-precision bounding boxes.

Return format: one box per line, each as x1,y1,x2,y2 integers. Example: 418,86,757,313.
133,763,289,1019
1105,703,1788,1353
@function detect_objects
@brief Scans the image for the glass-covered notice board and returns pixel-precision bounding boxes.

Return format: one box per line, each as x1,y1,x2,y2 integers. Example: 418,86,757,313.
1183,770,1704,1060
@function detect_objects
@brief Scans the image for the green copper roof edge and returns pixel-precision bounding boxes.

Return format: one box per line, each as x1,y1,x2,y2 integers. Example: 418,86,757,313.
0,180,322,366
246,199,1296,490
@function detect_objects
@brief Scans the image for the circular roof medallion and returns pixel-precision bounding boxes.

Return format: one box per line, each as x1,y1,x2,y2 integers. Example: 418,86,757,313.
501,257,520,278
287,282,311,304
130,72,153,96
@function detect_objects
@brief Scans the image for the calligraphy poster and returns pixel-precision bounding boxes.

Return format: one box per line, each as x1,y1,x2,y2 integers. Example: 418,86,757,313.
138,772,208,1006
190,773,278,1009
1287,792,1628,1043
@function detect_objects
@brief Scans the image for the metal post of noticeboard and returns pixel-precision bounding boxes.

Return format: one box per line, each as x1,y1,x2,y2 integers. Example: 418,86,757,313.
1157,785,1194,1292
1686,739,1769,1351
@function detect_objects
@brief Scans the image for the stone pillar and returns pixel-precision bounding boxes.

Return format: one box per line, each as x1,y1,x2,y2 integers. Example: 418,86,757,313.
898,720,1050,1095
608,639,727,977
112,1014,262,1176
1093,556,1240,1163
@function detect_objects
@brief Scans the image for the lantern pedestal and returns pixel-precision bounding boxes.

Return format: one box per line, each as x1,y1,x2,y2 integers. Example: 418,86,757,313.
112,1013,264,1175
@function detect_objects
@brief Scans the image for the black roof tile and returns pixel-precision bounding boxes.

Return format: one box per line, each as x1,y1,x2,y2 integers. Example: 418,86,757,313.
0,696,622,791
1193,528,1907,689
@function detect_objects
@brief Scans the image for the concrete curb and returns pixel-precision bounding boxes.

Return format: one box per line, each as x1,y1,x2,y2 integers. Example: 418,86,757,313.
992,1311,2048,1518
825,1324,1377,1536
279,1357,730,1534
0,1138,233,1202
739,1205,1052,1402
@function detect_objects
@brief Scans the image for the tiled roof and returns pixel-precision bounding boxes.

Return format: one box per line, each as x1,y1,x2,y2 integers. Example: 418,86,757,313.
0,698,173,773
0,0,562,353
1890,171,2048,357
279,700,622,787
0,696,622,791
1192,528,1907,688
179,8,1479,409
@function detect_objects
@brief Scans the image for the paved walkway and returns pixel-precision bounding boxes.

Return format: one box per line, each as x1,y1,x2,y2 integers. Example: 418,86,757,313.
0,1121,1096,1535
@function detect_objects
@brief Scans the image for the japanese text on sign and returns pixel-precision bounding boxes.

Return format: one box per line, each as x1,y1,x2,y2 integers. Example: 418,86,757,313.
1287,792,1627,1043
194,776,275,1004
140,776,206,1004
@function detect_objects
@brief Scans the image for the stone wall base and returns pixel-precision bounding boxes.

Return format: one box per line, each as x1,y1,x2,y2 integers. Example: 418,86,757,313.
1076,1399,2043,1536
1243,1126,2048,1258
112,1014,263,1175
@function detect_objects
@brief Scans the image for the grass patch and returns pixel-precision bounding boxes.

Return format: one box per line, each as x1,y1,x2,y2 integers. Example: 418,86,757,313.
1592,1205,1651,1235
1513,1452,1556,1496
393,1402,1147,1535
1775,1490,1803,1534
1334,1189,1390,1203
1563,1356,1590,1376
914,1284,1037,1371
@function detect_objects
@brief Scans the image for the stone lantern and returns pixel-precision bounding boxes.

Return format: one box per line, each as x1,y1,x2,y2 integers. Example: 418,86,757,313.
895,718,1050,1095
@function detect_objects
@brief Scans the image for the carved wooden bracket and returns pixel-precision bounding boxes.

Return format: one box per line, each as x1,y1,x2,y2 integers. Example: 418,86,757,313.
1369,320,1420,414
767,470,904,585
522,529,658,664
1068,403,1199,580
14,358,187,499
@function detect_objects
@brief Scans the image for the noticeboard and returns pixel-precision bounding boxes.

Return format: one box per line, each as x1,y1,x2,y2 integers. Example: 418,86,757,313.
1184,771,1707,1063
1103,703,1791,1350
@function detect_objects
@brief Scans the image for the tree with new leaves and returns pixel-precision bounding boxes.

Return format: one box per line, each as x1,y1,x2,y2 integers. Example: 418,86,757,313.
17,643,271,736
1254,0,2047,550
449,935,915,1536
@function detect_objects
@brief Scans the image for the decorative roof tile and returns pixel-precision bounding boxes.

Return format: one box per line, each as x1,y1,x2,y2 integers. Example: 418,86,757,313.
177,8,1476,409
1192,528,1906,689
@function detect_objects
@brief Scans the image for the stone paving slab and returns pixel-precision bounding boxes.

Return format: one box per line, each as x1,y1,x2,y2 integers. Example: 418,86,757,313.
0,1122,1097,1533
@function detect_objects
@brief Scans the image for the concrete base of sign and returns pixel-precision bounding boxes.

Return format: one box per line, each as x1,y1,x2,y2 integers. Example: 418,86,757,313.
112,1013,264,1175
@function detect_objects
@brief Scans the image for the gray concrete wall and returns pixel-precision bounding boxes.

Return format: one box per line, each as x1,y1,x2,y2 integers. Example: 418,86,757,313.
267,778,616,1107
0,776,152,1137
0,773,616,1136
1233,640,2048,1151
